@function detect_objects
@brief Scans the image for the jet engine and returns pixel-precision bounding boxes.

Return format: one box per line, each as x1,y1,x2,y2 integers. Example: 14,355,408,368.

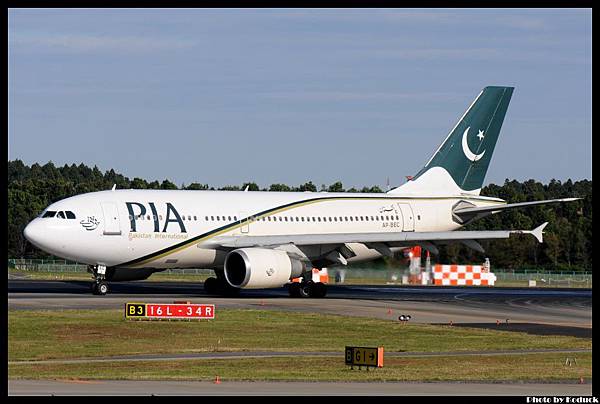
224,248,306,289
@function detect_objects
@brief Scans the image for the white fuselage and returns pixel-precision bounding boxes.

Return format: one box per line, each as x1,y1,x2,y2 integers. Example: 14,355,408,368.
24,189,504,272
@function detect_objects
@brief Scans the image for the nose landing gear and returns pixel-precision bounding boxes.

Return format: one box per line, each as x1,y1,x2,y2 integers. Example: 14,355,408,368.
89,264,109,295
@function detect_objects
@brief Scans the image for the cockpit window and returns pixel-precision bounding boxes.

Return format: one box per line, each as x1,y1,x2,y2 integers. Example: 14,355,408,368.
57,211,66,219
42,211,57,218
65,211,76,219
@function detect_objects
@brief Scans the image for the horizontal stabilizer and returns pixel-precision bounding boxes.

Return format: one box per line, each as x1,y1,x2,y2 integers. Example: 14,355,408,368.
453,198,581,224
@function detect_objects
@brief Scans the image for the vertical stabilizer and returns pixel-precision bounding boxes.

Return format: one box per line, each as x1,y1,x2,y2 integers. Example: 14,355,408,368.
389,86,513,195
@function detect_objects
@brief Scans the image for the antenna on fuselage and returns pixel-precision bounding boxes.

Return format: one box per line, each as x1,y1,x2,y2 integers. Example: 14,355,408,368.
244,185,249,192
111,184,116,191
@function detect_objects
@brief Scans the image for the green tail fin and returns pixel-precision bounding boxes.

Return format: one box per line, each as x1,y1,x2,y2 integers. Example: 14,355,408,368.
413,86,514,192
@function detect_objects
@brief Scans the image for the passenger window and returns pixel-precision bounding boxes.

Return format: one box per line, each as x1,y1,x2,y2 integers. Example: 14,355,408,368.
228,216,231,221
194,216,197,221
42,211,56,218
234,216,237,221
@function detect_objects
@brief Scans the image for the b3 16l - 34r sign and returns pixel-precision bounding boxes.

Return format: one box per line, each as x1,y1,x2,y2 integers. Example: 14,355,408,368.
125,303,215,320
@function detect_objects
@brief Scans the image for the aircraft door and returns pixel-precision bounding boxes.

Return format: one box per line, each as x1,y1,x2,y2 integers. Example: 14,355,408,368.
239,211,250,234
397,203,415,231
101,202,122,235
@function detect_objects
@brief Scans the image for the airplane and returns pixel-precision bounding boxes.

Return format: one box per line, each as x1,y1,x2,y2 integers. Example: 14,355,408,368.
23,86,578,297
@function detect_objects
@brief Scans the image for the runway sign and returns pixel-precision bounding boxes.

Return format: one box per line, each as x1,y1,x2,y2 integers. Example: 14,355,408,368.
125,303,215,320
345,346,384,368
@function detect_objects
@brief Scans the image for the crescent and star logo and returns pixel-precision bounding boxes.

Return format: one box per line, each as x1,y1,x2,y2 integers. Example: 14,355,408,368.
461,126,486,162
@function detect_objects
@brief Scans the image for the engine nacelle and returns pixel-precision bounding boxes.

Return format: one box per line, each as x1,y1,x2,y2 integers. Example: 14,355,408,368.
224,248,306,289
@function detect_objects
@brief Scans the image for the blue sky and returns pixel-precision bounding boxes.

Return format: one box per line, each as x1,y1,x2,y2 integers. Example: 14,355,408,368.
8,9,592,190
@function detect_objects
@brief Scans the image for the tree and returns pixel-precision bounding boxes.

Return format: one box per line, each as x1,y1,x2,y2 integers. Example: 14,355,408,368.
327,181,344,193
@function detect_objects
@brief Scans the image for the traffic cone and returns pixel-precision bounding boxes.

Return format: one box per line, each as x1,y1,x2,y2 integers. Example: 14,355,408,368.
260,300,265,306
496,320,500,326
214,375,221,384
387,308,392,315
449,320,453,327
579,376,584,384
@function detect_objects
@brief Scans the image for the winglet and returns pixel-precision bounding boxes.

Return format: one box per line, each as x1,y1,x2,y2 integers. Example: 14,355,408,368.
530,222,548,243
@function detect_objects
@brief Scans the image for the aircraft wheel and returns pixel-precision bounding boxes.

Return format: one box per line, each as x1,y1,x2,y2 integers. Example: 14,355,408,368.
310,282,327,298
298,281,313,298
204,277,219,294
288,283,301,298
97,282,109,296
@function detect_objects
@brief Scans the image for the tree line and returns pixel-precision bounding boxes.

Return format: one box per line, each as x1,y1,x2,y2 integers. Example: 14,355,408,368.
8,160,592,271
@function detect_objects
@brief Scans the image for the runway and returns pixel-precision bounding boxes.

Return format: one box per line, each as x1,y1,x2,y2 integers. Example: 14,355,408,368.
8,280,592,337
8,379,593,396
8,280,593,395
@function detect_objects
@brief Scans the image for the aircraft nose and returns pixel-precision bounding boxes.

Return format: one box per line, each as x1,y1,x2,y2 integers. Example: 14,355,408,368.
23,219,47,249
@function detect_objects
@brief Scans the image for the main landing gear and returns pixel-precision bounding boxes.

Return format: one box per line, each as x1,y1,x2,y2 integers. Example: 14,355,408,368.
288,280,327,298
90,264,109,296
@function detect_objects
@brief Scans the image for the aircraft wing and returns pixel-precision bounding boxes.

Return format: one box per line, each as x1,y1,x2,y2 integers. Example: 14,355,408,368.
207,222,549,255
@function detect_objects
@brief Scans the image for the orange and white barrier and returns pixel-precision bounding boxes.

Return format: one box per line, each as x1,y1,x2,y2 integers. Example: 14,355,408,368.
432,264,496,286
291,268,329,284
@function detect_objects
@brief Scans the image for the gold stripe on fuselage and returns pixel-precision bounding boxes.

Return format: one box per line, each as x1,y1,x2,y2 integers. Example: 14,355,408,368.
125,195,504,268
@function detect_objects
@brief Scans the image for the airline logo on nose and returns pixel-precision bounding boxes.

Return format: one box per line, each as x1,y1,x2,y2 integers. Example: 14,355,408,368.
80,216,100,231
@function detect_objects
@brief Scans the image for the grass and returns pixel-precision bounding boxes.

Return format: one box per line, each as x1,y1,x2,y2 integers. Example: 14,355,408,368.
8,353,592,382
8,309,591,362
